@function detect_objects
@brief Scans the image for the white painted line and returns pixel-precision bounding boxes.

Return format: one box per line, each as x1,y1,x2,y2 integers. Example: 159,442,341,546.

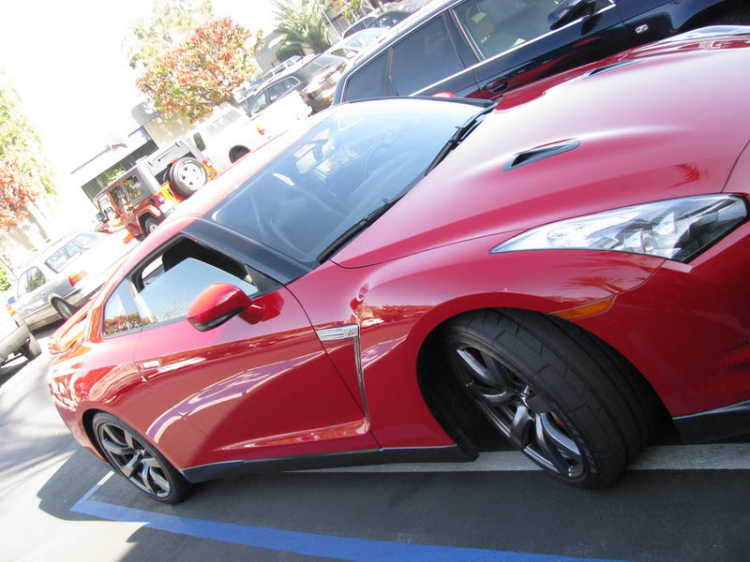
300,444,750,474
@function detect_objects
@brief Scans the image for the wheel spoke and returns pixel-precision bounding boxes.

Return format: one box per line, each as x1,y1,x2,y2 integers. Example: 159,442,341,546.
124,432,136,450
103,426,127,447
457,349,506,389
509,405,534,448
534,414,576,475
148,467,171,493
121,454,140,478
139,463,155,494
466,381,513,406
539,414,582,463
101,438,132,456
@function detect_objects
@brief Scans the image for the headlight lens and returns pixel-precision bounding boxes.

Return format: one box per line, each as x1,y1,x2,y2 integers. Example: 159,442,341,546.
490,195,747,262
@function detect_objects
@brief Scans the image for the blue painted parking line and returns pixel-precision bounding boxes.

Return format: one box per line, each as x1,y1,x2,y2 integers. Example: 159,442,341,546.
71,474,629,562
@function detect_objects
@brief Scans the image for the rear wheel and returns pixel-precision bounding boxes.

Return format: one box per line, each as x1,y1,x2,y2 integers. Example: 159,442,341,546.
444,309,659,488
52,298,76,320
142,216,159,235
229,146,250,163
169,157,207,198
93,412,192,504
21,335,41,361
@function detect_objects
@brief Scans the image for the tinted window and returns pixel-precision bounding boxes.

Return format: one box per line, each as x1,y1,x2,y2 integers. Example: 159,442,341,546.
103,281,144,337
249,91,269,116
345,52,389,101
266,83,285,104
454,0,559,59
110,185,128,208
211,100,481,267
27,267,46,291
390,15,464,95
280,77,299,92
136,257,258,326
193,133,206,151
122,176,144,201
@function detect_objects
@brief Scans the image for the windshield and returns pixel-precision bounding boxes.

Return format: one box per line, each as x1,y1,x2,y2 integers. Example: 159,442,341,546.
210,100,481,268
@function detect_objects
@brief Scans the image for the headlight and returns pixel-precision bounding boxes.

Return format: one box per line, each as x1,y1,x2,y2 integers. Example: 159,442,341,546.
490,195,747,262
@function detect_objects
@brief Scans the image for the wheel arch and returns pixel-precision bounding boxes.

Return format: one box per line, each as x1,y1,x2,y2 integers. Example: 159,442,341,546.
137,211,159,235
229,145,250,163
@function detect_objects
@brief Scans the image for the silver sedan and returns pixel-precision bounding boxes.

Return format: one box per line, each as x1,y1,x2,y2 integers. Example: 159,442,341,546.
8,231,134,330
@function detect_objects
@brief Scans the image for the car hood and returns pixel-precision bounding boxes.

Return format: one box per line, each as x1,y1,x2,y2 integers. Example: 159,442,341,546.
333,28,750,268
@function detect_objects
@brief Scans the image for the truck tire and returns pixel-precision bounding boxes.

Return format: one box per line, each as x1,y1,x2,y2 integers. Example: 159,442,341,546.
169,157,207,198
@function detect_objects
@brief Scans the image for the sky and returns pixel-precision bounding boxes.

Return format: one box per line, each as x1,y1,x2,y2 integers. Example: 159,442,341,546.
0,0,277,185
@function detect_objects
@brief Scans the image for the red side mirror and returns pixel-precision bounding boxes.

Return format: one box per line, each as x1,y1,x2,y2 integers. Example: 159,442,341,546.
187,283,252,332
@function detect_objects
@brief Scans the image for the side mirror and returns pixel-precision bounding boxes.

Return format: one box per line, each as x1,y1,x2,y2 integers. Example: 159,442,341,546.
548,0,596,31
187,283,254,331
95,212,106,223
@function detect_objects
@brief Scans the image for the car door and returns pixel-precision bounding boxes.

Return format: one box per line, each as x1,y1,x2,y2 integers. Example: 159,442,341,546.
13,271,32,324
127,234,377,465
24,266,54,326
450,0,629,99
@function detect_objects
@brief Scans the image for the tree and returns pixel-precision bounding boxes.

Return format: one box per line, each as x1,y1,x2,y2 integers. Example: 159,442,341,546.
136,17,261,122
331,0,383,22
0,75,55,196
0,157,38,231
125,0,215,71
274,0,332,54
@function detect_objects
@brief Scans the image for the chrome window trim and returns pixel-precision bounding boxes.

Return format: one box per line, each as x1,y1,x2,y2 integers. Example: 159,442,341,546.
316,324,369,420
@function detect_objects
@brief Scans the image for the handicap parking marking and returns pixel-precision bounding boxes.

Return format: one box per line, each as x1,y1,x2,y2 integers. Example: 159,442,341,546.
71,472,629,562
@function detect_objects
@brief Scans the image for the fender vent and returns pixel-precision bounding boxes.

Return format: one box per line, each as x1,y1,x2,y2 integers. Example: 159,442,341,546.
583,59,642,78
503,141,580,172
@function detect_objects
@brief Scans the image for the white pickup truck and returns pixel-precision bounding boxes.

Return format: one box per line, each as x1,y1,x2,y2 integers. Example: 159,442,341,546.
187,92,313,173
0,306,40,366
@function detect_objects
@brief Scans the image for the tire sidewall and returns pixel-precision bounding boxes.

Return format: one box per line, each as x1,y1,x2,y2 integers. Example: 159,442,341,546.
170,157,207,198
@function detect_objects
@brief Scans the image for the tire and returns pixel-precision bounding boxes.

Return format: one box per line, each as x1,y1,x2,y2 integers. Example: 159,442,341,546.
169,157,207,198
21,335,41,361
142,216,159,236
444,309,659,488
52,298,76,320
229,147,250,163
92,412,192,504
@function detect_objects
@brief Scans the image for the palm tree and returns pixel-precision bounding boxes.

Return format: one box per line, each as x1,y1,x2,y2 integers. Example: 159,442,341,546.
273,0,332,54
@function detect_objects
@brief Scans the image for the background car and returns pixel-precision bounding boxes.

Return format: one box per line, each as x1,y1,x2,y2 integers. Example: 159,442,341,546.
240,54,349,115
325,28,389,62
95,138,216,239
9,230,134,329
334,0,745,104
49,29,750,505
0,306,40,364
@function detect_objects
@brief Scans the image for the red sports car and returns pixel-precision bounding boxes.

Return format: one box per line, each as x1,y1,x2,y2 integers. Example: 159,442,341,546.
50,27,750,503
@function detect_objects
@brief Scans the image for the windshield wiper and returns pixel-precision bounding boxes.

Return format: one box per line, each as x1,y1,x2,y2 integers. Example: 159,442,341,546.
423,101,499,176
318,194,405,263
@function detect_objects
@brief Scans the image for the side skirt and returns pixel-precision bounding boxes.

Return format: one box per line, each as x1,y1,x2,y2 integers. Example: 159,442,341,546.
181,445,472,484
673,398,750,443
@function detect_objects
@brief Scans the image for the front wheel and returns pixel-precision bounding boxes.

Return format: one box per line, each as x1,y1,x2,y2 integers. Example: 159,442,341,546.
92,412,192,504
142,216,159,235
52,298,76,320
444,309,659,488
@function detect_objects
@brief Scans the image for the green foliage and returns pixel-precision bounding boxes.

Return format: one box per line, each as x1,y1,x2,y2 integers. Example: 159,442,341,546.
273,0,333,54
0,264,10,292
98,165,126,188
137,18,260,122
0,74,55,196
125,0,215,71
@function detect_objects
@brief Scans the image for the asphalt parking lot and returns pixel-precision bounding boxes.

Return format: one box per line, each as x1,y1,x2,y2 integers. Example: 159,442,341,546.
2,326,749,562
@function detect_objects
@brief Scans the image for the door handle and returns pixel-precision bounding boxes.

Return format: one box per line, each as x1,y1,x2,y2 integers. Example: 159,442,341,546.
139,360,161,370
486,79,509,94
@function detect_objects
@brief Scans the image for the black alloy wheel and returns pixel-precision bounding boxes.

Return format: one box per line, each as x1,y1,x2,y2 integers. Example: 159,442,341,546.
445,309,659,488
93,413,191,503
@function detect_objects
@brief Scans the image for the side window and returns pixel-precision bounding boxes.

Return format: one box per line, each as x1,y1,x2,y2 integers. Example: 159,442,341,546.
266,83,284,104
193,133,206,152
281,77,299,92
390,15,464,95
122,176,144,201
344,52,390,102
249,91,269,116
103,281,144,337
454,0,560,59
27,267,46,292
17,271,30,298
132,239,262,328
110,185,128,208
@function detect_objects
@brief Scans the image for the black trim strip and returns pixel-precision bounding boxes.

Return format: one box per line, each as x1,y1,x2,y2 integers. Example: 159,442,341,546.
673,398,750,443
180,445,471,484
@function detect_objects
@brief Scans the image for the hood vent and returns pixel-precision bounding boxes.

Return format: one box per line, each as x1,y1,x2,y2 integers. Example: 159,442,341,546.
503,140,580,172
584,59,642,78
